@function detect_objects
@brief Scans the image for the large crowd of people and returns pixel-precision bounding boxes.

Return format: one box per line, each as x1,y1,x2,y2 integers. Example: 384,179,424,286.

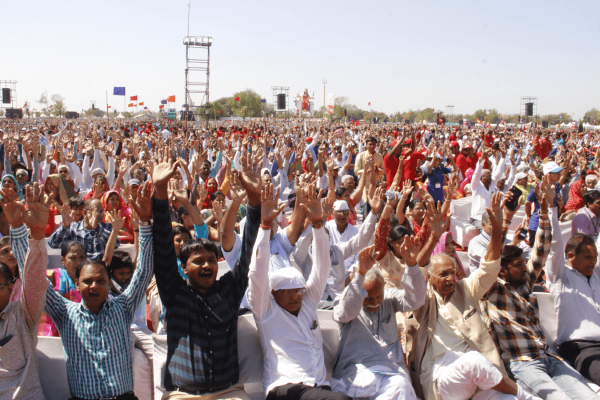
2,116,600,400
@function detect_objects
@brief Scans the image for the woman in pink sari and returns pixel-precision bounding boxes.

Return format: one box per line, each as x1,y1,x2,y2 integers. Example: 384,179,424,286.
459,168,475,197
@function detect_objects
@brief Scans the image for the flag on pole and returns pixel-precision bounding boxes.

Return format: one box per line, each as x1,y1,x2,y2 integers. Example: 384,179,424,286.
130,96,138,101
128,103,134,107
234,96,240,101
167,95,175,103
161,100,167,105
144,106,148,110
368,102,371,106
108,106,111,109
218,110,222,114
139,102,144,106
159,105,164,109
261,99,266,103
113,87,126,96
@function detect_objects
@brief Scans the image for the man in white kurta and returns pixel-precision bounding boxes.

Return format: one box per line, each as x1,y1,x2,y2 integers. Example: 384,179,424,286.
248,223,350,400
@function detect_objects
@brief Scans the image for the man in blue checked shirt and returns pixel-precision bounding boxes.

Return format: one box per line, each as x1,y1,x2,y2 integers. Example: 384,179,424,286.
10,182,155,400
48,198,120,261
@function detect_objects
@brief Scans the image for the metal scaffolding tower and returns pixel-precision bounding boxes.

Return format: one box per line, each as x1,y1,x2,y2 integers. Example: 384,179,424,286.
184,36,213,128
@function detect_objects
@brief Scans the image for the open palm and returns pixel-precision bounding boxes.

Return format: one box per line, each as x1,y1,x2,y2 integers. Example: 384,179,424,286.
22,184,49,235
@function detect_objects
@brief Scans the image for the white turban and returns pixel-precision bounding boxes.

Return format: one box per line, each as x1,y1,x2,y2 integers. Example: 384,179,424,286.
269,267,306,292
333,200,349,211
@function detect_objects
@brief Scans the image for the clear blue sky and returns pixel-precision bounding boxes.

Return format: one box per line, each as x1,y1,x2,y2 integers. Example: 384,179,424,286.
4,0,599,118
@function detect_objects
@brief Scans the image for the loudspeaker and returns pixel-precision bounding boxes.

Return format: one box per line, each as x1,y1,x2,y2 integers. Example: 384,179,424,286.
459,119,464,125
2,88,10,104
542,120,548,128
277,93,286,110
182,111,195,121
5,109,22,119
65,111,79,119
525,102,534,116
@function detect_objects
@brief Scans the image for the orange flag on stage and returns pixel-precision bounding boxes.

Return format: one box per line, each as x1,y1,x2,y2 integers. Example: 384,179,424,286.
167,95,175,103
139,102,144,106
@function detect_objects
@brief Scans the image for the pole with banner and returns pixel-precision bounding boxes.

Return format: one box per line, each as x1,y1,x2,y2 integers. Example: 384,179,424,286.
106,91,109,122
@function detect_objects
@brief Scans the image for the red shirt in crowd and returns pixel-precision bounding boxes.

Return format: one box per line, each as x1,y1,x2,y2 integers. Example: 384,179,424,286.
401,150,425,181
384,153,400,190
456,153,479,177
533,136,552,160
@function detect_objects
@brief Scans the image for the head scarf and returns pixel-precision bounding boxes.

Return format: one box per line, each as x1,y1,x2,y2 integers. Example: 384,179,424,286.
301,158,310,174
101,189,133,235
46,174,77,205
565,179,586,212
202,177,218,210
269,267,306,292
432,232,466,279
459,168,475,196
1,174,24,201
102,189,128,213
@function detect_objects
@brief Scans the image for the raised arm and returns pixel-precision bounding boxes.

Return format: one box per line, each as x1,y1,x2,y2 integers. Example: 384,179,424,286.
247,223,273,321
338,189,383,259
150,155,186,307
389,235,426,312
467,191,504,300
470,154,485,190
121,223,154,320
299,184,330,304
527,175,554,280
333,244,378,323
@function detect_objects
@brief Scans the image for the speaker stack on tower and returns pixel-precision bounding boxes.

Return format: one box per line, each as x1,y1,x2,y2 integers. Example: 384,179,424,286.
525,103,534,117
277,93,286,110
65,112,79,119
2,88,10,104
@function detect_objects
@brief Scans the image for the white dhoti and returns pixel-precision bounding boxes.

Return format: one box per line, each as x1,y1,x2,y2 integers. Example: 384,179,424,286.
331,365,417,400
436,351,515,400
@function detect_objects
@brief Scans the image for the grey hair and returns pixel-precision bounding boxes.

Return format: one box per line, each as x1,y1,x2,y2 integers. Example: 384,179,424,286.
426,254,457,274
482,211,490,226
342,175,354,183
482,169,491,176
364,267,385,284
586,175,598,182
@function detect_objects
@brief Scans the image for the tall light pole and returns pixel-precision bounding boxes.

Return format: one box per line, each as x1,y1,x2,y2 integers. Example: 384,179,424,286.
322,79,327,120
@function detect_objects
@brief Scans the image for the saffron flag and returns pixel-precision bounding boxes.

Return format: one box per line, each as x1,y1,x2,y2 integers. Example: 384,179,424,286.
128,103,134,107
130,96,138,101
161,100,167,105
139,102,144,106
108,106,111,108
477,119,481,124
167,95,175,103
159,105,164,109
234,96,240,101
113,87,125,96
368,102,371,106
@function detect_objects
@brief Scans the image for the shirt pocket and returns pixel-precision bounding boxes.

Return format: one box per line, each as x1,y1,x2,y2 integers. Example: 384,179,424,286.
311,325,324,347
380,316,399,345
0,334,27,371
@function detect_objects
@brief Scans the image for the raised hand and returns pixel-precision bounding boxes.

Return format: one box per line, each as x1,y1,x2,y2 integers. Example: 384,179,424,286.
106,210,124,233
60,203,73,227
357,244,381,276
299,184,324,225
211,202,225,224
129,181,153,222
485,191,504,231
322,196,334,220
239,165,262,208
153,151,182,200
260,183,285,226
368,187,385,215
540,174,556,208
503,189,520,221
229,170,247,203
401,179,414,199
171,180,189,204
0,187,25,227
22,183,49,240
399,235,420,266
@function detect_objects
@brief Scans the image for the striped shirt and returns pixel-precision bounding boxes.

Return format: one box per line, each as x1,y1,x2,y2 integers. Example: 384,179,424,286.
11,225,154,399
152,197,260,393
48,221,120,261
483,214,553,363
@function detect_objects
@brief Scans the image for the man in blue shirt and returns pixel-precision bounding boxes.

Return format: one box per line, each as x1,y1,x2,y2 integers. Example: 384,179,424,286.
526,161,563,246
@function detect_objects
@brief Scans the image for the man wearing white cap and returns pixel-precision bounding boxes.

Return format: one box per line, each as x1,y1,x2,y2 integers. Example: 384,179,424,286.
325,199,359,272
248,184,351,400
525,161,564,246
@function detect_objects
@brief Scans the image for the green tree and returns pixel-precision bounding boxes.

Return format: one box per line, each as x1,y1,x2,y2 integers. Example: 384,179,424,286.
122,112,133,118
51,94,66,117
578,121,584,133
206,101,228,119
38,91,48,110
84,108,96,118
0,109,4,117
227,89,263,118
583,108,600,124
